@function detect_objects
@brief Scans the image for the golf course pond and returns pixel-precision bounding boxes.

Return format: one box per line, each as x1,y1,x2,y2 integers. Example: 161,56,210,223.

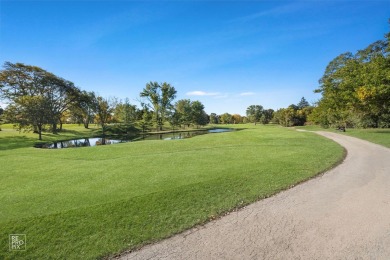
37,128,233,149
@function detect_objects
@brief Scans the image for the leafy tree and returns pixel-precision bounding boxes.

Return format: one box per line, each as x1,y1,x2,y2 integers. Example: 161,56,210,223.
220,113,232,124
191,100,208,127
231,114,243,124
114,98,137,125
313,32,390,128
140,82,177,131
246,105,263,125
6,96,50,140
297,97,310,109
167,110,181,130
137,105,153,133
93,96,115,135
209,113,219,124
0,62,82,135
69,91,96,129
45,75,82,132
175,99,193,128
261,109,274,124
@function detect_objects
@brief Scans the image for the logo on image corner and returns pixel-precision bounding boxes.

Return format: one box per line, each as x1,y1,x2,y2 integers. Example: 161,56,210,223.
9,234,26,251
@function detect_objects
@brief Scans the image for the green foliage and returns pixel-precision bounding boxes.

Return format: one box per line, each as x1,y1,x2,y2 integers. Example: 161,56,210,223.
274,99,312,127
0,62,83,137
140,82,177,131
231,114,243,124
69,91,96,129
219,112,232,124
246,105,263,124
137,105,153,133
113,98,138,125
191,100,208,127
209,113,219,124
174,99,208,128
312,29,390,128
93,96,115,135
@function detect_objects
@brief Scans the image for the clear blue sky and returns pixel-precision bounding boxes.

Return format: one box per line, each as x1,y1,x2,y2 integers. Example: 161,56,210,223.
1,1,389,115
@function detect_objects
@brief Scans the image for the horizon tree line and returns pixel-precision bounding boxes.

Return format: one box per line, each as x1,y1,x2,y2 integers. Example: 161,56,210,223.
0,63,211,139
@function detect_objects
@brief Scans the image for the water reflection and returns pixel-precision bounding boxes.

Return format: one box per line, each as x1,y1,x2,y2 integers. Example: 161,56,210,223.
38,128,233,149
41,138,127,149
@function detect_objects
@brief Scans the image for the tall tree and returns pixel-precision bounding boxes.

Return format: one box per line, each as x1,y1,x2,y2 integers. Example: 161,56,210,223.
6,96,50,140
231,114,243,124
175,99,193,128
137,104,153,133
140,82,177,131
191,100,208,127
313,32,390,128
220,113,232,124
246,105,263,125
114,98,137,125
93,96,115,136
70,91,96,129
297,97,310,109
261,109,274,124
0,62,82,135
209,113,219,124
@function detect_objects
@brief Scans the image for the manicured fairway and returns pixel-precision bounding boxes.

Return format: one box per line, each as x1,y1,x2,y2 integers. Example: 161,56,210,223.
0,124,344,259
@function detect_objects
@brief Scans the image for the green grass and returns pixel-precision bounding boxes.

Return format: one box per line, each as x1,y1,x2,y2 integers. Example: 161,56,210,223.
0,124,101,150
295,125,390,148
0,124,344,259
341,128,390,148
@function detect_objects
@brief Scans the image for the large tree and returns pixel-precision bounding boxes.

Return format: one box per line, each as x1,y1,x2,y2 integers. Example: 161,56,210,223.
140,82,177,131
209,113,219,124
113,98,137,125
246,105,263,125
0,62,82,136
93,96,115,136
175,99,193,128
69,91,96,129
191,100,208,127
220,113,232,124
5,96,49,140
313,35,390,128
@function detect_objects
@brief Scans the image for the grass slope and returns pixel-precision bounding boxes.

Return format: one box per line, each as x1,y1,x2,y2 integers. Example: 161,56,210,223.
295,125,390,148
0,124,344,259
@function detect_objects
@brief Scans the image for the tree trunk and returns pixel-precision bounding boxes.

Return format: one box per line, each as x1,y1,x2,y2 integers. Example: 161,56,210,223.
52,123,57,133
102,124,106,136
83,117,89,129
38,125,42,140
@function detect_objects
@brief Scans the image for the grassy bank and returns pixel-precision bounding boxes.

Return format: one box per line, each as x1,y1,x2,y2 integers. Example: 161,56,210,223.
0,124,344,259
0,124,101,150
295,125,390,148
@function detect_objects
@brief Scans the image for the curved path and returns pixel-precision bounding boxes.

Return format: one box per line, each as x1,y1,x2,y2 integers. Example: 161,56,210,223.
120,131,390,260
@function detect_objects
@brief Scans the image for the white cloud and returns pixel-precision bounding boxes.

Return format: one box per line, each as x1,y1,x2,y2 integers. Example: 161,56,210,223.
186,91,220,96
239,92,256,96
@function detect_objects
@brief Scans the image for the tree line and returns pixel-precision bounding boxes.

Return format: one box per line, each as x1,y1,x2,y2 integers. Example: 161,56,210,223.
3,23,388,141
309,26,390,128
0,63,212,139
0,62,320,141
0,62,274,140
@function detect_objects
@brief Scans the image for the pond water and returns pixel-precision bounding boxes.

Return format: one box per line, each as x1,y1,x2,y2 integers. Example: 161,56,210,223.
38,128,233,149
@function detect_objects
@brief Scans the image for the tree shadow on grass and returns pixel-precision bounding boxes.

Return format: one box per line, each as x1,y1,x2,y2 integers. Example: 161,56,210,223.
0,136,39,150
370,130,390,134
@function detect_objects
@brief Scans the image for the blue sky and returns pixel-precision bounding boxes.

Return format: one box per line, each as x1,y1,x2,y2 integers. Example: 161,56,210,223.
1,1,389,115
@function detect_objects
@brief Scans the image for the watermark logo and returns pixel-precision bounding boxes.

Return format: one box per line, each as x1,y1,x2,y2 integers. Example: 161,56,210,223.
9,234,26,251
